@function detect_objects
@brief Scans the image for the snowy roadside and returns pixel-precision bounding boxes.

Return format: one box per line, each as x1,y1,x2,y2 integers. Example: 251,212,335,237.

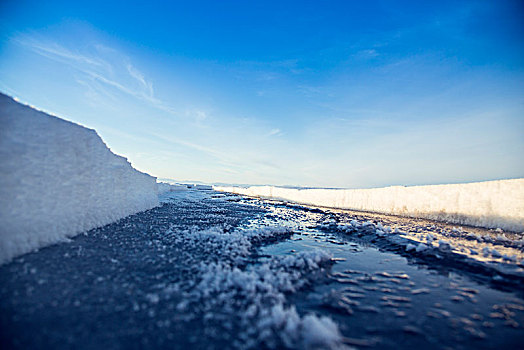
214,179,524,232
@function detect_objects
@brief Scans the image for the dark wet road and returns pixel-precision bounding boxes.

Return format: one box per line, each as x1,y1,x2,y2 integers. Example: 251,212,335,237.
1,189,523,349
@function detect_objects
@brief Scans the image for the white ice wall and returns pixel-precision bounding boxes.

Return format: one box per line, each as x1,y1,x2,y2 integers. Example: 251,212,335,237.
0,94,159,264
215,179,524,232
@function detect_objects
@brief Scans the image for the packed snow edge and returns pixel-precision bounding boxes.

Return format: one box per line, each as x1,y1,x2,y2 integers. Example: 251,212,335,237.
0,93,159,264
214,179,524,232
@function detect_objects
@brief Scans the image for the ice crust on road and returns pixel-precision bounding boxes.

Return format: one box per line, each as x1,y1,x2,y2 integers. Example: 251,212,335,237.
323,217,523,277
0,94,158,264
215,179,524,232
166,225,347,349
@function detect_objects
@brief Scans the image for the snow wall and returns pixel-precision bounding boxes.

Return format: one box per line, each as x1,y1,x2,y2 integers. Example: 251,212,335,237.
0,93,159,264
157,182,189,194
214,179,524,232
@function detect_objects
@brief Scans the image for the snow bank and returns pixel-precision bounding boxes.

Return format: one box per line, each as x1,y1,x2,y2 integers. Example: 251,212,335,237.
157,182,188,195
185,183,213,190
0,93,159,264
214,179,524,232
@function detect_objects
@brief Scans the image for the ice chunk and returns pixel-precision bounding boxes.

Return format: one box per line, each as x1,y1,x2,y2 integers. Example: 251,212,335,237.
438,240,453,252
416,243,429,252
491,249,502,258
300,314,344,349
405,243,416,251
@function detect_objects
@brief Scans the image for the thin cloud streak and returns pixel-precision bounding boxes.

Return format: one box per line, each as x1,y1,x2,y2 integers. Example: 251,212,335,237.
126,63,154,98
15,36,180,118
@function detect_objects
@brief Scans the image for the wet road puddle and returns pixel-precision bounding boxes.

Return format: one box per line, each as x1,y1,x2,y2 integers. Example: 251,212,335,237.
249,199,524,349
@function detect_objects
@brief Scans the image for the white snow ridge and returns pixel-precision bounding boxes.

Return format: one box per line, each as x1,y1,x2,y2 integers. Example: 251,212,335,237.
0,93,159,264
214,179,524,232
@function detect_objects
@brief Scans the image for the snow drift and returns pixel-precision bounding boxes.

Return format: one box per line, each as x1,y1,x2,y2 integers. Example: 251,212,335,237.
214,179,524,232
0,94,159,264
157,182,188,195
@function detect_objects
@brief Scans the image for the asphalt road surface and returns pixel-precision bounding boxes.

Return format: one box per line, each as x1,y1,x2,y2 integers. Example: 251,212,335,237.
1,189,523,349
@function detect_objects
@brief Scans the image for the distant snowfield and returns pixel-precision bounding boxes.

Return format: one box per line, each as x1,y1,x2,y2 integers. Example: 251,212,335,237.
0,94,159,264
214,179,524,232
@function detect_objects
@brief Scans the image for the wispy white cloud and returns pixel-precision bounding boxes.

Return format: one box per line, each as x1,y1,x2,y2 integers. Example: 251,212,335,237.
353,49,379,59
185,109,208,125
15,35,179,117
146,131,246,170
18,38,109,69
267,128,281,136
126,63,154,97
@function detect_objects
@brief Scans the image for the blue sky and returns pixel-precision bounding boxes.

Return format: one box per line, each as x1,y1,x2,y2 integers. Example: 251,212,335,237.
1,0,523,188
